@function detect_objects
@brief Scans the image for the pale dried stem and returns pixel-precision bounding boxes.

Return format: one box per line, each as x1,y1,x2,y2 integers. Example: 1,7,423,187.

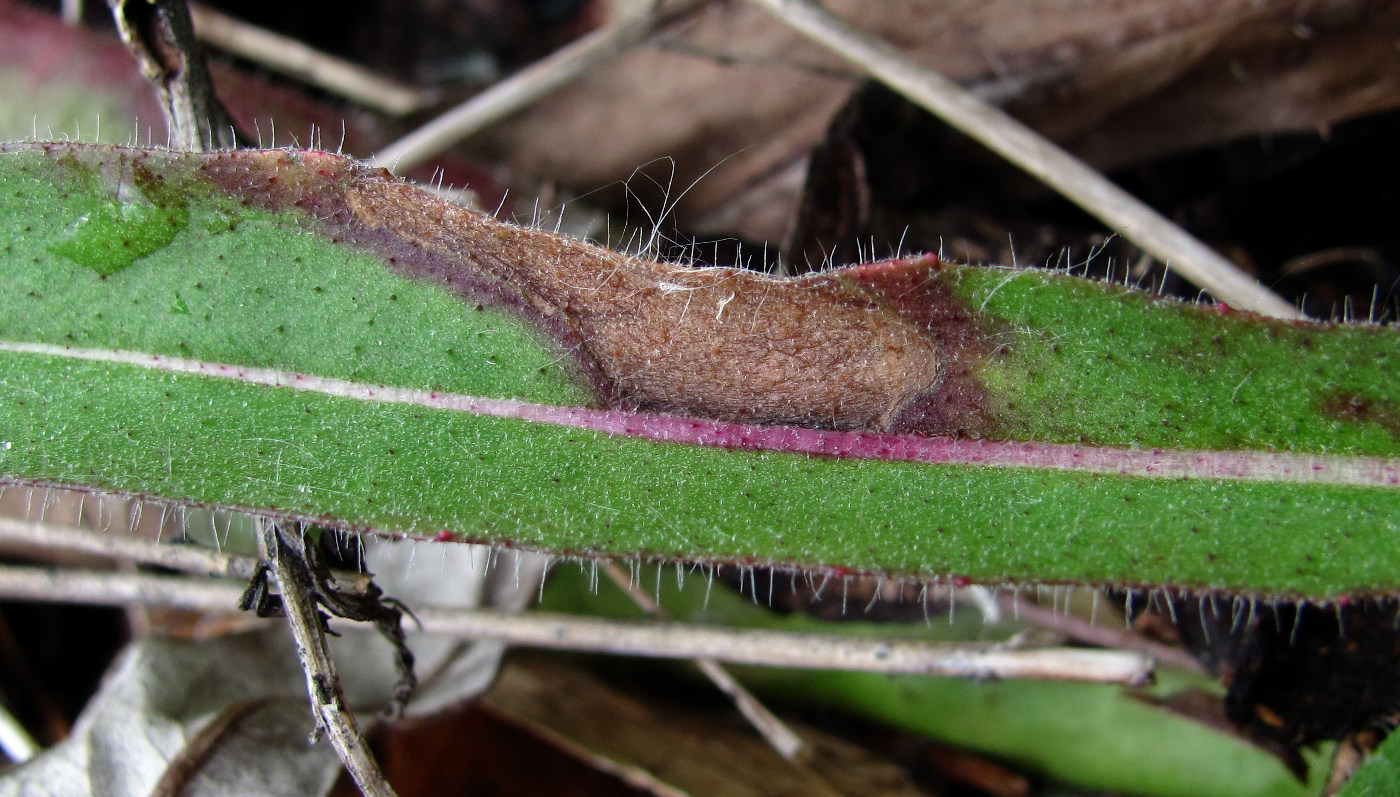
371,0,707,172
0,562,251,610
1000,595,1207,674
0,516,261,579
743,0,1302,319
0,704,40,765
257,523,397,797
601,561,808,761
188,4,437,117
0,563,1152,684
60,0,83,26
414,608,1155,683
0,516,375,593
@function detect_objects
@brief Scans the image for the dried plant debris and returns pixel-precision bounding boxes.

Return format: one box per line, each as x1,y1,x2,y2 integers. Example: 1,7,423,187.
789,83,1400,323
474,0,1400,246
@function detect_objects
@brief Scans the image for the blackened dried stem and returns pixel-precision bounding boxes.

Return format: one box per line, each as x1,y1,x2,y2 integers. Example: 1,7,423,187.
300,530,417,717
105,0,241,151
257,521,397,797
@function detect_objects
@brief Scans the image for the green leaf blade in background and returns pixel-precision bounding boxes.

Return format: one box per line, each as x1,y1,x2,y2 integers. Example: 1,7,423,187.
540,563,1328,797
2,142,1399,600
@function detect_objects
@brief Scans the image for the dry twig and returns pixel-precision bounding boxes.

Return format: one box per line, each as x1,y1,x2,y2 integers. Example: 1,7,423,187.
1000,594,1207,674
602,561,808,761
0,561,1152,684
188,4,437,117
104,0,241,151
416,606,1154,683
255,523,397,797
0,516,260,580
0,704,39,765
371,0,707,172
742,0,1302,319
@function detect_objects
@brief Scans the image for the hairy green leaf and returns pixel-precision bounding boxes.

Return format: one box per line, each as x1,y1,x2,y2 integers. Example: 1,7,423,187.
2,142,1397,599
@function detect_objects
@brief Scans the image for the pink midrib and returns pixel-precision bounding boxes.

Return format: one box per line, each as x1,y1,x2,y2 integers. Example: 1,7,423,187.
4,341,1398,488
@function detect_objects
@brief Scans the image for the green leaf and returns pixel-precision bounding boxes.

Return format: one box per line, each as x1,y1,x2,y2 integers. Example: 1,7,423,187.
539,563,1327,797
1337,731,1400,796
2,142,1398,599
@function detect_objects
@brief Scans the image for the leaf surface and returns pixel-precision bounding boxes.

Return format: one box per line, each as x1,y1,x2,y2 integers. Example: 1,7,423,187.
2,142,1397,598
1337,729,1400,796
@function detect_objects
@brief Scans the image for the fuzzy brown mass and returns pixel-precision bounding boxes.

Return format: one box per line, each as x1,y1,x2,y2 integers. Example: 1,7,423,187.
37,144,952,432
347,174,943,430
